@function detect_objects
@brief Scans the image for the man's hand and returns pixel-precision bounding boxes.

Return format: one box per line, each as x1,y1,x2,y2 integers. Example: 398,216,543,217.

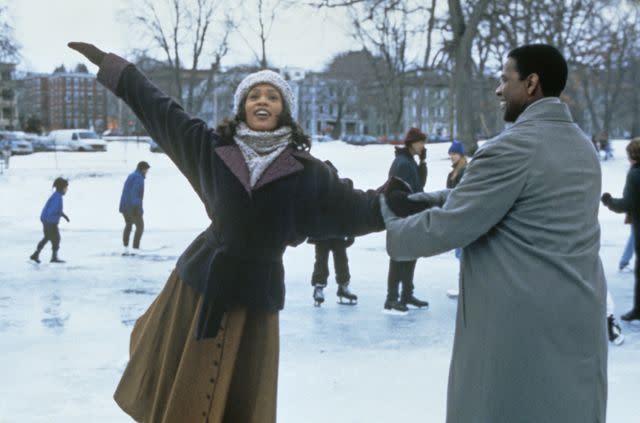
67,42,106,66
62,213,70,223
419,148,426,163
601,192,612,206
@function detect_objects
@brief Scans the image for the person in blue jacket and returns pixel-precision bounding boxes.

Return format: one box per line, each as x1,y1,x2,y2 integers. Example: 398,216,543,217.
384,127,429,313
30,177,70,263
119,161,150,254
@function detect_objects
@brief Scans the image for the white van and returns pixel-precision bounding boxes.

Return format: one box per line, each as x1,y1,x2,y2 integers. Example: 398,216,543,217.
48,129,108,152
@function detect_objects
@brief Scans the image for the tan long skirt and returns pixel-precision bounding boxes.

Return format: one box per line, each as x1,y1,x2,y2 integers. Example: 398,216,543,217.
114,270,279,423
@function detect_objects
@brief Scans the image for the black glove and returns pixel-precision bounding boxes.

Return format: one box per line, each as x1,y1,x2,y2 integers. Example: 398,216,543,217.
383,177,429,218
419,148,426,162
601,193,612,206
67,42,107,66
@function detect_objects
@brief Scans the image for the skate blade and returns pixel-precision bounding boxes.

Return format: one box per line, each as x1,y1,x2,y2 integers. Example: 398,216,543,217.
337,299,357,305
382,308,408,316
314,301,324,307
612,335,625,346
405,304,428,309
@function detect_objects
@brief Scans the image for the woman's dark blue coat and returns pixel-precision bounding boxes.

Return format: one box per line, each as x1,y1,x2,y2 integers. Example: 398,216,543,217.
97,54,384,339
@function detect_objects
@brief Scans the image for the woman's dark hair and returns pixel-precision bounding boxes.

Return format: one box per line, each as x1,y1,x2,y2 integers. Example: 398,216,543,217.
507,44,568,97
217,93,311,151
626,138,640,162
52,177,68,191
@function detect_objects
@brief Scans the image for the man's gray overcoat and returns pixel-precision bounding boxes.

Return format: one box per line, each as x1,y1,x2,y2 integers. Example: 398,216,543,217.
384,98,607,422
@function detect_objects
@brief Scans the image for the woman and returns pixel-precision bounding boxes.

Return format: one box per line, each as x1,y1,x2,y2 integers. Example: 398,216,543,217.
30,177,70,263
383,127,429,313
602,137,640,322
445,140,467,298
68,42,408,423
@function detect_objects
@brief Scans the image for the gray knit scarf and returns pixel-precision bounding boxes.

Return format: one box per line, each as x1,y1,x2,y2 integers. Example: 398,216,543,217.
234,122,292,188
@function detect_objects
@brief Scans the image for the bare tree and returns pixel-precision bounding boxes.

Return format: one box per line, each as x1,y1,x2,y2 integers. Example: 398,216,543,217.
0,5,20,62
128,0,234,114
237,0,293,68
446,0,490,153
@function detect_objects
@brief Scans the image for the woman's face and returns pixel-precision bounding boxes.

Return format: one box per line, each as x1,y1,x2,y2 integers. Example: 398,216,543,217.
244,83,283,131
449,152,462,165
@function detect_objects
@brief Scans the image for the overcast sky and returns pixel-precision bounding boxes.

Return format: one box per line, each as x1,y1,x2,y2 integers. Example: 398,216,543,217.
10,0,360,73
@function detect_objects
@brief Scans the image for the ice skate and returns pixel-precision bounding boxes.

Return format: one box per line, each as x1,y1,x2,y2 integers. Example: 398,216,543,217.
382,299,408,315
621,308,640,322
30,251,41,264
122,246,131,256
313,285,325,307
607,315,624,345
50,252,65,264
336,283,357,305
402,294,429,309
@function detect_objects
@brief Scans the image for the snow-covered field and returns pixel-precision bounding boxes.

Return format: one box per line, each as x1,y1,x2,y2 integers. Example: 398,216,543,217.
0,139,638,422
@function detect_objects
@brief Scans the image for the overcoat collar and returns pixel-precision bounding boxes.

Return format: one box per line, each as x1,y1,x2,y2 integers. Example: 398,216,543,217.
514,97,573,125
214,144,309,194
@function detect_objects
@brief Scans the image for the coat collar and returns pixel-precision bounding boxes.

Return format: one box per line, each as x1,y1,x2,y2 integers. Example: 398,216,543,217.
215,144,307,194
514,97,574,125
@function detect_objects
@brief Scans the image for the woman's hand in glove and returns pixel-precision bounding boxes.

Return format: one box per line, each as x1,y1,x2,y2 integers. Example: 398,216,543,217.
67,42,106,66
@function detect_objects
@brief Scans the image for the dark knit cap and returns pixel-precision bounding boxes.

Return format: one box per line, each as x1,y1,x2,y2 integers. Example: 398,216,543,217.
404,127,427,147
448,140,464,155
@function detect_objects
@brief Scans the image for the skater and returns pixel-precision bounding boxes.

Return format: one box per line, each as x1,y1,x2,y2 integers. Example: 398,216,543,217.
30,177,70,264
382,45,607,421
309,236,356,306
309,161,357,306
384,127,429,313
607,291,624,345
445,140,467,299
68,41,420,423
619,217,634,271
119,161,150,254
601,137,640,322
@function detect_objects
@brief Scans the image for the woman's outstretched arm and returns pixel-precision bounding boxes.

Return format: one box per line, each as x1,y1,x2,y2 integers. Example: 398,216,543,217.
68,42,216,191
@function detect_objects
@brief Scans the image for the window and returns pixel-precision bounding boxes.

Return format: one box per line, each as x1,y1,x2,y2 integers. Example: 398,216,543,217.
72,133,78,140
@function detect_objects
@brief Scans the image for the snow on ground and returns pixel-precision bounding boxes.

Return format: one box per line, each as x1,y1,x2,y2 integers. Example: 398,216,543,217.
0,140,639,422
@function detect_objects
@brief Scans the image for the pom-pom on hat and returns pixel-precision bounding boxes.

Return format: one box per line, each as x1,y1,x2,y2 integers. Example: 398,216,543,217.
233,70,295,115
448,140,465,155
403,127,427,147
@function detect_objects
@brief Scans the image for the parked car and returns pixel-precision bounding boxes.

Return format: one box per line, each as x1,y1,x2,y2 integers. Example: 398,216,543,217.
0,131,34,155
48,129,108,152
342,134,379,146
149,139,163,153
32,135,73,152
311,134,333,143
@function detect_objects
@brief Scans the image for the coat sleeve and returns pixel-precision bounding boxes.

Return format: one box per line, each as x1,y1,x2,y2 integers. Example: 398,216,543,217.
97,54,215,193
384,136,533,260
607,170,637,213
418,161,427,190
301,160,385,239
131,177,144,213
390,159,418,192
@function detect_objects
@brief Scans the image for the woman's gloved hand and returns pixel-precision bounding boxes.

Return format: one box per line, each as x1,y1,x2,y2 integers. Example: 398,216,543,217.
67,42,106,66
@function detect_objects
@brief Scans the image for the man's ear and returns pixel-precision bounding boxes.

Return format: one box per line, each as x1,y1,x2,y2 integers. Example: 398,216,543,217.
526,73,541,96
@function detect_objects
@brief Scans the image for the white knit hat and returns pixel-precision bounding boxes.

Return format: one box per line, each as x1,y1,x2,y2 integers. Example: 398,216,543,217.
233,70,295,115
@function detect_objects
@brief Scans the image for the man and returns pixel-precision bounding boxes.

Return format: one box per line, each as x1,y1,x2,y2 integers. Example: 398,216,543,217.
382,44,607,422
120,161,150,254
384,127,429,314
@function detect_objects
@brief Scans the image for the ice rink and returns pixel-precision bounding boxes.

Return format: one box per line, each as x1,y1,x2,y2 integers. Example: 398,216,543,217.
1,139,638,422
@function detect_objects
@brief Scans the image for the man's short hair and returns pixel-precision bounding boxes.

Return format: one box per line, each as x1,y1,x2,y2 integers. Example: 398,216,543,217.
507,44,568,97
137,161,150,171
626,139,640,162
